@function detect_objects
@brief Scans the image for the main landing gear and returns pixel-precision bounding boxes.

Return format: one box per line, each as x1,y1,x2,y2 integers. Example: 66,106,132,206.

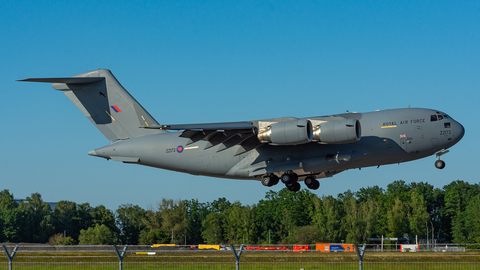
261,172,320,192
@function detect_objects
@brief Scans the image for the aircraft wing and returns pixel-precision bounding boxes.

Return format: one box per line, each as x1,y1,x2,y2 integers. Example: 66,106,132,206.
145,114,361,156
146,121,261,155
145,121,256,131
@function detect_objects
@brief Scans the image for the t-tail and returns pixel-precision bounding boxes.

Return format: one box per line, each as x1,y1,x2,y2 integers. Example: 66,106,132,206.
20,69,166,141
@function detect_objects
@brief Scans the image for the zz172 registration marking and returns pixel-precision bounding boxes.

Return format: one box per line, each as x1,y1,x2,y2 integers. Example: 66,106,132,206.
166,148,176,153
440,130,451,135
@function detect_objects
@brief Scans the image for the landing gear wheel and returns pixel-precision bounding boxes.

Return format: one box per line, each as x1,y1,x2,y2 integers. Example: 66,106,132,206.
309,180,320,190
435,160,445,169
305,176,320,190
281,172,296,185
304,176,315,186
261,175,273,186
271,175,279,186
287,182,301,192
261,174,279,187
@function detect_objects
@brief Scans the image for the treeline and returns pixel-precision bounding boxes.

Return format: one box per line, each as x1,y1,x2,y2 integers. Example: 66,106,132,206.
1,180,480,245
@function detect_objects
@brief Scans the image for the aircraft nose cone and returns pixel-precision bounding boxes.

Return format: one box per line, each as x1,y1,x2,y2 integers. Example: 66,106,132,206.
456,121,465,141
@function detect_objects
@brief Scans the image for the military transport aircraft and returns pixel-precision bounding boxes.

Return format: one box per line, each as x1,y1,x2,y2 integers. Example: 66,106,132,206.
20,69,465,192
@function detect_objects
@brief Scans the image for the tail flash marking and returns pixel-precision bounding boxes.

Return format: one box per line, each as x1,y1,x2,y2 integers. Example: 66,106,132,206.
111,105,122,113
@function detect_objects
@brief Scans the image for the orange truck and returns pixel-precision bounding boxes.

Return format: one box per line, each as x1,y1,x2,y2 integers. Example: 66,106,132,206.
316,243,356,252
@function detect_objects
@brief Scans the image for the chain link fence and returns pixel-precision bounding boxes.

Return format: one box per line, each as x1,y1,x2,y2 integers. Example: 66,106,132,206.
1,261,480,270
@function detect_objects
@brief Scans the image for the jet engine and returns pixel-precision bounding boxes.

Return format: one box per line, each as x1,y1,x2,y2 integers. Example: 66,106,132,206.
312,119,361,144
257,119,313,145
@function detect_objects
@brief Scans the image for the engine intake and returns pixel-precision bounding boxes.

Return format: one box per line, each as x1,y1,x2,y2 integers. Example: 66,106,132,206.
313,119,361,144
258,119,313,145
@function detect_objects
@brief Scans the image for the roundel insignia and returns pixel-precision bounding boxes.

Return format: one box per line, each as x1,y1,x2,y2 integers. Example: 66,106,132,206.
177,146,184,153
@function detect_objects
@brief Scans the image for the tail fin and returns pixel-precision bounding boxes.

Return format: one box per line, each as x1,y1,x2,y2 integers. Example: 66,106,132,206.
20,69,166,140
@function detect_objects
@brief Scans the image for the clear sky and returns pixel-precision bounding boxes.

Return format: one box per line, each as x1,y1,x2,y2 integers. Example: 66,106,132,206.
1,1,478,211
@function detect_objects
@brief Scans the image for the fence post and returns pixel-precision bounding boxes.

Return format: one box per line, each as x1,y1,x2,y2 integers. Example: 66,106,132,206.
354,243,366,270
231,244,244,270
2,245,18,270
114,245,128,270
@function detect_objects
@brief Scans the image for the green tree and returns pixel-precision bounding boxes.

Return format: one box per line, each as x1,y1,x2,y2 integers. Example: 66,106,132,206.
139,228,170,245
410,182,445,238
312,195,343,242
158,199,188,244
17,192,54,243
116,204,146,244
387,197,409,237
78,224,118,244
408,192,429,237
52,200,80,240
202,212,224,244
223,202,255,244
290,225,321,244
464,193,480,243
254,188,315,243
443,180,480,242
0,189,19,242
184,199,211,244
90,205,118,233
343,197,380,243
209,197,232,213
77,203,94,230
386,180,411,203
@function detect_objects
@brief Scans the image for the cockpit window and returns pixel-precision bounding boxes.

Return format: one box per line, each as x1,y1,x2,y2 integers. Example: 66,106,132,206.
430,115,437,121
444,114,453,119
437,115,444,121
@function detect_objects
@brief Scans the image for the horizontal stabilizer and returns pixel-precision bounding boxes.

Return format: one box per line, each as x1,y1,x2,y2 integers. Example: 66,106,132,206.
18,77,104,84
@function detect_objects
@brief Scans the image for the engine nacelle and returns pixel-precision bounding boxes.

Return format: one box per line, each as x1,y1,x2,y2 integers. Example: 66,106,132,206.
312,119,361,144
258,119,313,145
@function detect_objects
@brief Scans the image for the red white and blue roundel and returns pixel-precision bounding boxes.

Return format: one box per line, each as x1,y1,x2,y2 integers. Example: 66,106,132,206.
177,146,184,153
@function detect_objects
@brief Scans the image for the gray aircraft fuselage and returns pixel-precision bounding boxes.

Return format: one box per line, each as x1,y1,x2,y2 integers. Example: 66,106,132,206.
20,69,464,191
89,108,464,179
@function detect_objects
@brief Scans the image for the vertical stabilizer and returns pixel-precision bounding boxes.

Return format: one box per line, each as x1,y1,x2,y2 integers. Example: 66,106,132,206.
21,69,166,140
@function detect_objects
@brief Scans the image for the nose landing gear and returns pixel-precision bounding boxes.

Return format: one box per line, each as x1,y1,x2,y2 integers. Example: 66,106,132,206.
434,149,449,169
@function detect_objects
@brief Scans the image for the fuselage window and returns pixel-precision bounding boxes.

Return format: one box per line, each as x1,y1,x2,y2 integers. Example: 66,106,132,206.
444,122,451,128
431,115,437,121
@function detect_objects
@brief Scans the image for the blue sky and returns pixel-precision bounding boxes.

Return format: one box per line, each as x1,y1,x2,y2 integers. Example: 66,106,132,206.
1,1,478,211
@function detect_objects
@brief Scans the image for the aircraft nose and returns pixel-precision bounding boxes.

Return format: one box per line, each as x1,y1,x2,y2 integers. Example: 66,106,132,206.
454,121,465,143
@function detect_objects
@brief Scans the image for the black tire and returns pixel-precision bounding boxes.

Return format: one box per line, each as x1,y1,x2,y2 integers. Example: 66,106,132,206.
281,173,294,184
435,160,445,169
309,179,320,190
304,176,315,186
271,175,279,186
290,182,301,192
261,175,272,186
